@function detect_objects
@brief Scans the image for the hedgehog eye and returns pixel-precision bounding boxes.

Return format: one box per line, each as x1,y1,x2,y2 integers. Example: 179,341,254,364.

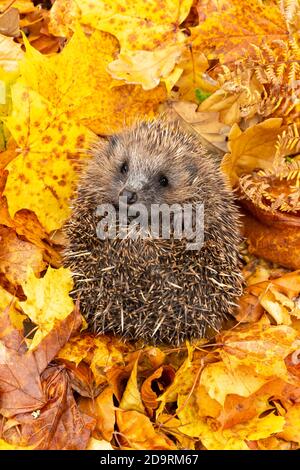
159,175,169,187
120,162,128,174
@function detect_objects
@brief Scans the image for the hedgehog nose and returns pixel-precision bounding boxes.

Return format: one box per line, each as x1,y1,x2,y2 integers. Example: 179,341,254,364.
119,188,138,205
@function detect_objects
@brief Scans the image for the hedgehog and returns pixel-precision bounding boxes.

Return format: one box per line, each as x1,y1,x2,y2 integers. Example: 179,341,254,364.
64,120,243,345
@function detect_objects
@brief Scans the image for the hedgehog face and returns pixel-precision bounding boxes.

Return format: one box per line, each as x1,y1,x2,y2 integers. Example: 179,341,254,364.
100,123,202,210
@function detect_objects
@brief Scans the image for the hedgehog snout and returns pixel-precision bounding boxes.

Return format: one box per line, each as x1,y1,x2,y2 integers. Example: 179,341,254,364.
119,188,138,205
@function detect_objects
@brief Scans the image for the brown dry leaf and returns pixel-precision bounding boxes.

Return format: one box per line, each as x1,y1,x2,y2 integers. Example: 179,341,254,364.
0,225,46,286
157,343,196,409
116,409,176,450
49,0,192,90
242,211,300,271
4,365,95,450
0,305,82,418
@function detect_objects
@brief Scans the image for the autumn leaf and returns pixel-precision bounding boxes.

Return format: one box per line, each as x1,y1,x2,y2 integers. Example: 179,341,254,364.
237,270,300,324
20,28,166,134
1,0,300,452
120,357,146,414
79,386,115,442
116,410,176,450
141,365,175,416
191,0,288,63
48,0,193,89
0,225,45,286
20,266,74,349
241,211,300,271
0,304,82,418
4,82,94,232
0,1,35,15
167,100,230,152
222,119,284,187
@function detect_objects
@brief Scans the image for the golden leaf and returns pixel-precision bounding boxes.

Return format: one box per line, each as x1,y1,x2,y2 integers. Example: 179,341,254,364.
116,409,176,450
20,28,166,134
222,119,284,187
120,357,145,414
4,82,94,232
190,0,288,63
20,267,74,350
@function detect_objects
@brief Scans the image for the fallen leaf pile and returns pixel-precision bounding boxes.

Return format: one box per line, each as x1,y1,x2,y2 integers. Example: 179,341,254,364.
0,0,300,450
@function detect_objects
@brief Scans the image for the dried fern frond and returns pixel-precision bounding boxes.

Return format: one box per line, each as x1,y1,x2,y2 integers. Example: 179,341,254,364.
280,0,300,35
239,123,300,213
216,38,300,124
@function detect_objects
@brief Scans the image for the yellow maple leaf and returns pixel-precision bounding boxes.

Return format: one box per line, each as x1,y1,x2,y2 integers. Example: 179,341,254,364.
200,362,266,406
20,28,166,134
177,387,285,449
219,321,300,380
50,0,192,48
20,266,74,350
86,438,113,450
116,409,176,450
198,73,264,126
49,1,192,90
4,82,94,232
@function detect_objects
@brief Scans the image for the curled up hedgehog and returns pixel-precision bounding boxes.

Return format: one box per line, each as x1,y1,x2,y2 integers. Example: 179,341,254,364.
64,120,243,345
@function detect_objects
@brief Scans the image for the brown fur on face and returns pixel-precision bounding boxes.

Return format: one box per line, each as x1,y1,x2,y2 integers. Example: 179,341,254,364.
79,120,231,227
64,120,243,346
